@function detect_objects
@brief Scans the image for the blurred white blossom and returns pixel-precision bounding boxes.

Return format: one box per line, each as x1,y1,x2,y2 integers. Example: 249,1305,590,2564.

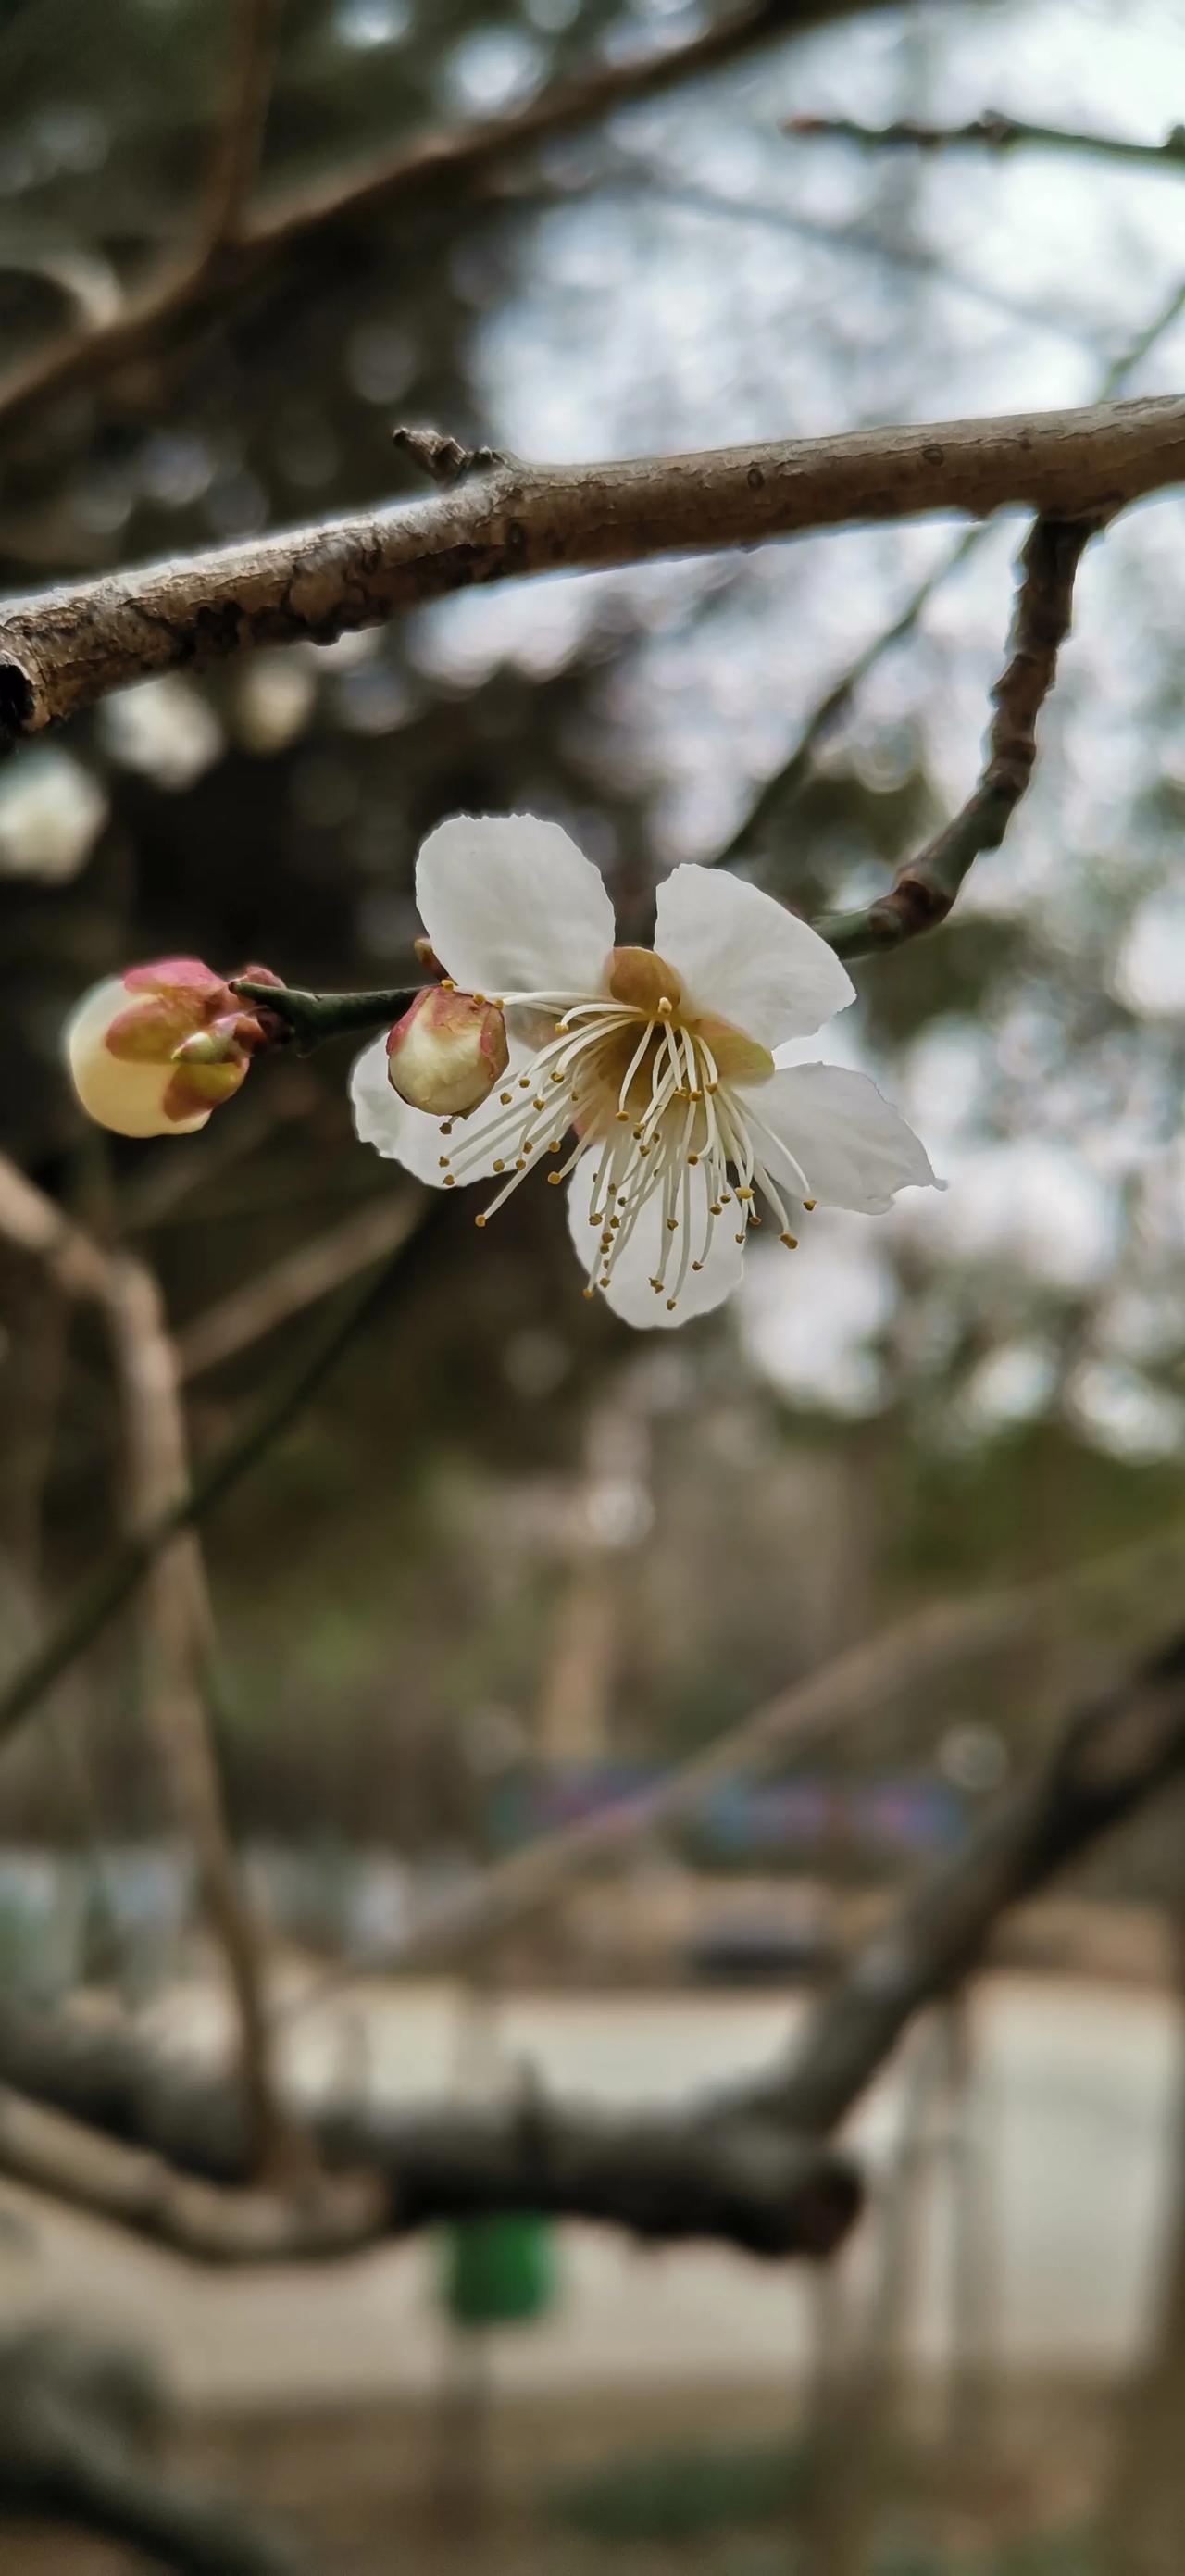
99,675,222,790
0,747,107,883
233,653,317,756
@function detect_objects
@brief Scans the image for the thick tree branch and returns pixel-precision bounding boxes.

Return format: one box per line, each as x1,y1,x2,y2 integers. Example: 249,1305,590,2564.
0,0,903,444
817,513,1097,956
5,1612,1185,2265
0,2017,856,2262
786,110,1185,177
0,396,1180,742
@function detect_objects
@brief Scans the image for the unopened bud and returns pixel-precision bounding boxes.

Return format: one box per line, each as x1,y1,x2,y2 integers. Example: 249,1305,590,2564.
65,957,263,1138
385,984,508,1118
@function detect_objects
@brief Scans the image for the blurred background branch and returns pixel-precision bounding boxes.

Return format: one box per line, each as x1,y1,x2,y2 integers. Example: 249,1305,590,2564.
785,108,1185,175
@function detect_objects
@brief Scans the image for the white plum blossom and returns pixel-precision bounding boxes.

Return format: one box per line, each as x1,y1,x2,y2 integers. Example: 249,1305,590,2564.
351,816,940,1329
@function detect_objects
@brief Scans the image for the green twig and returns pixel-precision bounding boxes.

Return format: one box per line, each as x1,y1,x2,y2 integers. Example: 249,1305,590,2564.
233,980,418,1048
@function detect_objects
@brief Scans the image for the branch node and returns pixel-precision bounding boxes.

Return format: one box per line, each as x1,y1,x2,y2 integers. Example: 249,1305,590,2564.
392,425,510,489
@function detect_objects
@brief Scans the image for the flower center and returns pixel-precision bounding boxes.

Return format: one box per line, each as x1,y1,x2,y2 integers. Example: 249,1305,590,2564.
435,948,805,1312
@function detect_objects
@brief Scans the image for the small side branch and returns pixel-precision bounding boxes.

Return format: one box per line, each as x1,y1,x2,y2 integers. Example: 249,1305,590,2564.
177,1191,426,1382
785,109,1185,178
711,264,1185,884
195,0,285,264
0,1232,429,1748
0,2089,385,2265
99,1249,305,2190
817,513,1098,957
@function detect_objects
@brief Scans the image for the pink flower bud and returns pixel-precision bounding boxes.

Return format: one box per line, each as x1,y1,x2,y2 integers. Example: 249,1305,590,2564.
65,957,264,1138
385,984,508,1119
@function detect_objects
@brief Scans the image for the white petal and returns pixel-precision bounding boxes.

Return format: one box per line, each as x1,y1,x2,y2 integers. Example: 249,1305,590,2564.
566,1152,744,1331
350,1030,531,1186
756,1063,940,1214
654,864,854,1048
416,814,616,1000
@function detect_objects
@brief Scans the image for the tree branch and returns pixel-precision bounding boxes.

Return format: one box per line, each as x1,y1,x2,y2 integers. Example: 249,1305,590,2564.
0,2016,856,2262
0,396,1179,741
98,1249,306,2190
0,1226,436,1749
195,0,285,265
0,2088,385,2264
0,0,286,491
711,265,1185,880
176,1188,427,1382
817,512,1097,957
742,1627,1185,2136
0,2326,304,2574
0,0,902,444
5,1609,1185,2266
282,1516,1185,2006
785,110,1185,177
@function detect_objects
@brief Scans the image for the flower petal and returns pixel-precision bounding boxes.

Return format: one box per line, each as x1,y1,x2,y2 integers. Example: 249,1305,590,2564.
756,1063,940,1213
350,1030,531,1186
65,977,210,1137
566,1153,744,1330
654,865,854,1048
124,957,228,1003
416,814,616,1000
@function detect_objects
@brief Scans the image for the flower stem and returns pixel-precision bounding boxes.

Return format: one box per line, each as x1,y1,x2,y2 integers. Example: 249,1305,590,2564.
231,980,420,1047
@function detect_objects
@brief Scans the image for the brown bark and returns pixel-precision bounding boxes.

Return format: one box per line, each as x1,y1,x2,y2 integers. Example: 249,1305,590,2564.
0,398,1179,740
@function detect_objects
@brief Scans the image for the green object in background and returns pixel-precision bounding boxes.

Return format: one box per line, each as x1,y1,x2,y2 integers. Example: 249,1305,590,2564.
439,2213,557,2329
